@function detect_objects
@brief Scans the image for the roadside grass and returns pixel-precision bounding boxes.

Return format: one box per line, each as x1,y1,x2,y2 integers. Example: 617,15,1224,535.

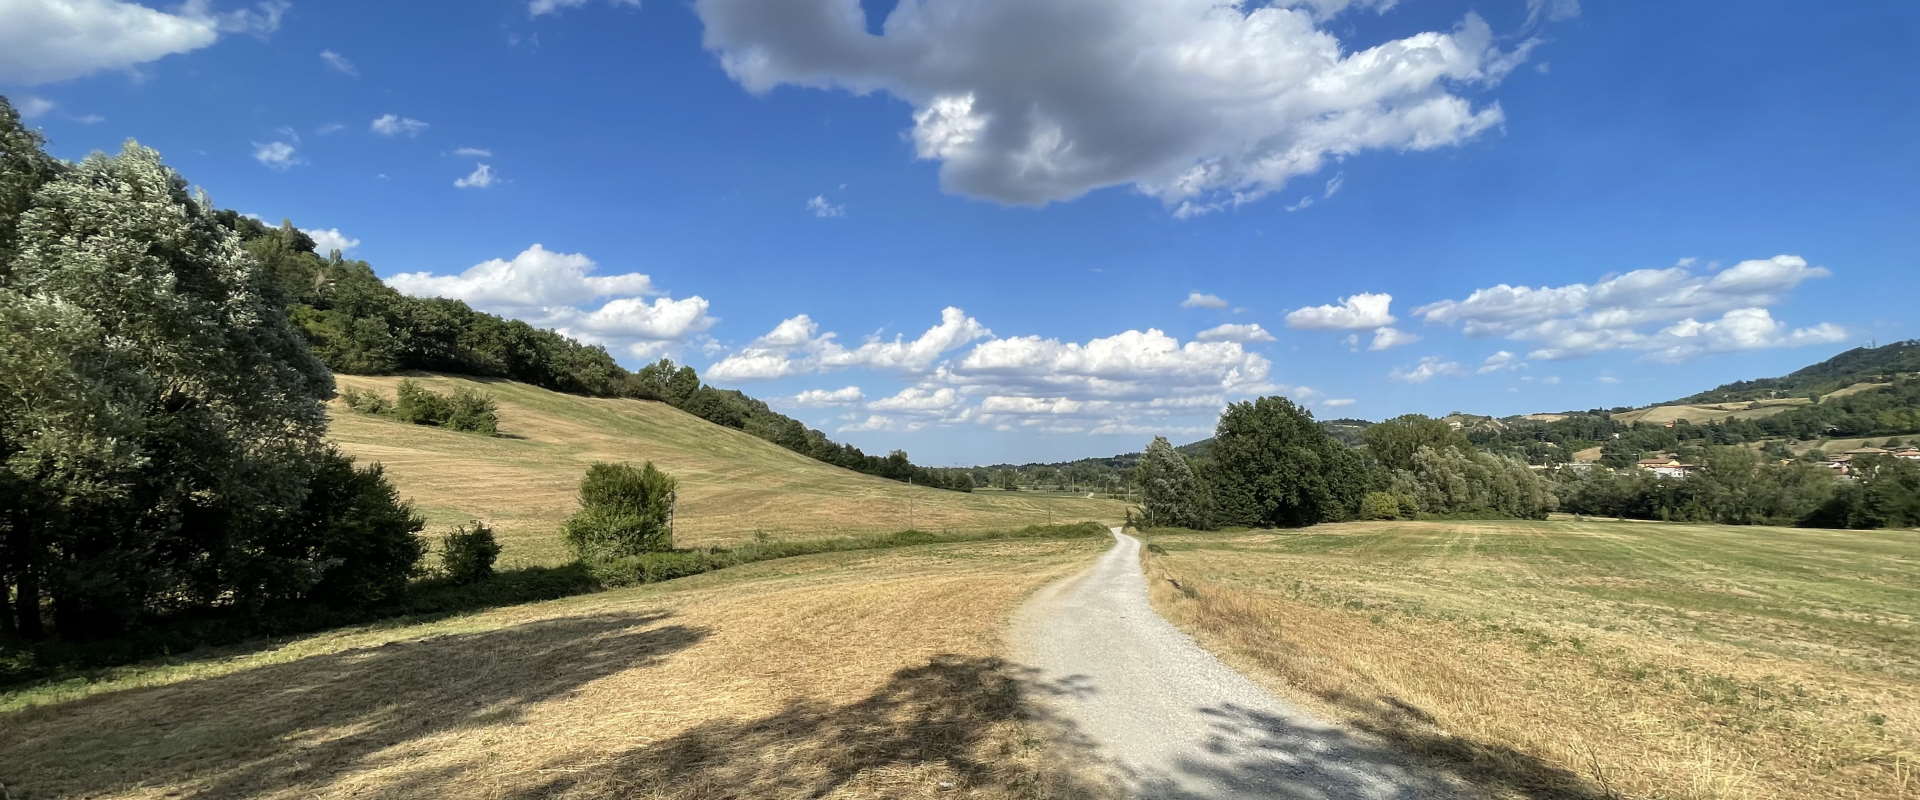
1139,518,1920,800
2,523,1110,692
329,373,1127,566
0,536,1123,800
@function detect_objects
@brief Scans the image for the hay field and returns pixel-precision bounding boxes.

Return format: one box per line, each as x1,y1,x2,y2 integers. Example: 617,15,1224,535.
1610,382,1890,427
0,536,1121,800
328,374,1126,565
1141,519,1920,800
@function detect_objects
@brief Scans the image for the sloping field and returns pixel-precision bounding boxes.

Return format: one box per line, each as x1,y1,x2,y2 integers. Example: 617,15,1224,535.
1142,519,1920,800
0,536,1120,799
1611,382,1890,426
328,374,1126,565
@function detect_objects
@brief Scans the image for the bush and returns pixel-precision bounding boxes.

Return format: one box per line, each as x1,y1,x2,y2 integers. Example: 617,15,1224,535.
1360,492,1402,520
444,389,499,434
293,453,427,607
440,521,502,584
392,378,450,425
341,388,390,415
565,462,678,562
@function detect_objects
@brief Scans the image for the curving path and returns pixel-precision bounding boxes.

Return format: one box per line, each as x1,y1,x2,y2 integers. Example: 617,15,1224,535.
1012,528,1468,800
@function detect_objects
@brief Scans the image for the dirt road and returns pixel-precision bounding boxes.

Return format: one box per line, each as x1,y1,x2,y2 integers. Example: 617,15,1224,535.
1012,528,1467,799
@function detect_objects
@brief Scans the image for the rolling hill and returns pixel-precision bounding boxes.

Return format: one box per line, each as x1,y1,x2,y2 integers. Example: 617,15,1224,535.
328,374,1128,566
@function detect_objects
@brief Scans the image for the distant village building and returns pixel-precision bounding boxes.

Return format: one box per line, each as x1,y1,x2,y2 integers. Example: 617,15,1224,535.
1636,455,1699,479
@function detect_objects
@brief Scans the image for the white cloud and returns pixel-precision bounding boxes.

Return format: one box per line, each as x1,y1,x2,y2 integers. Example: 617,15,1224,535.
1286,292,1396,330
17,96,56,118
0,0,216,85
182,0,289,37
453,146,493,158
1418,254,1842,361
1477,350,1522,374
1368,326,1418,351
1181,292,1229,310
806,194,845,218
371,113,429,137
319,49,357,76
1322,397,1357,408
693,0,1534,215
1389,356,1465,383
869,386,961,414
316,122,346,135
302,227,360,254
1596,376,1620,384
454,163,497,189
791,386,864,406
708,307,991,381
388,244,711,359
529,0,640,17
1322,172,1345,199
1195,323,1276,343
953,328,1272,404
252,140,299,170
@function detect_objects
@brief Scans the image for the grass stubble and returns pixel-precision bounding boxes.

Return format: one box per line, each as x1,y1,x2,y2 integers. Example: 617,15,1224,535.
0,536,1125,799
1141,518,1920,800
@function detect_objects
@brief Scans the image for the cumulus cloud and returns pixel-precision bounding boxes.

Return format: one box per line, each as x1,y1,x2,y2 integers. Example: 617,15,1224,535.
252,140,299,170
0,0,209,84
371,113,429,137
388,244,711,360
1417,254,1842,361
693,0,1537,215
1195,323,1276,343
319,49,356,76
1368,327,1418,351
1389,356,1465,383
806,195,845,218
1286,293,1396,330
453,146,493,158
454,163,497,189
791,386,864,406
869,386,962,414
708,307,991,381
302,227,360,254
1477,350,1522,374
1181,292,1229,310
1322,397,1357,408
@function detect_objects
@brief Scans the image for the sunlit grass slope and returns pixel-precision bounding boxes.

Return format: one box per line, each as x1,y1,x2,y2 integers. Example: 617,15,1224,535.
327,374,1127,565
1142,519,1920,800
0,536,1121,799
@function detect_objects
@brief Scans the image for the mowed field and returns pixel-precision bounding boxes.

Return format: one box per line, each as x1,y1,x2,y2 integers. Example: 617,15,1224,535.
329,374,1127,565
1608,382,1890,427
1142,519,1920,800
0,536,1121,799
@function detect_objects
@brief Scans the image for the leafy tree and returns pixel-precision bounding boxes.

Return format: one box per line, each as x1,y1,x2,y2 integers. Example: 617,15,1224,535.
1363,414,1471,472
564,462,678,562
1135,437,1209,528
1205,397,1366,528
440,521,502,585
993,469,1020,490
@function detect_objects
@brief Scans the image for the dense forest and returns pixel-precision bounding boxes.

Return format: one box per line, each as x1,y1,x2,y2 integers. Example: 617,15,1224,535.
223,214,977,493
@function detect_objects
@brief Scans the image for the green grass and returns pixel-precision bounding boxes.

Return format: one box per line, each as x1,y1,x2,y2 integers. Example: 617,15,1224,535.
330,373,1127,565
1141,518,1920,800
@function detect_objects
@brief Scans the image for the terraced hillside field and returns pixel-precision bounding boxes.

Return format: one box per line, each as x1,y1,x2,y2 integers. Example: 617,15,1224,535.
329,374,1127,565
1142,519,1920,800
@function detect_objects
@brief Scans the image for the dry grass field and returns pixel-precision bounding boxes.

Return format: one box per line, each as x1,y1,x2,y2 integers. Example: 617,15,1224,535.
328,374,1126,565
1141,519,1920,800
1607,382,1890,427
0,536,1122,800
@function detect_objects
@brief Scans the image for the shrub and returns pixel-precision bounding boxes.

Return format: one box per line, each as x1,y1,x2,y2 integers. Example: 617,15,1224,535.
293,454,427,607
392,378,451,425
565,462,677,562
440,521,502,584
1360,492,1402,520
444,389,499,434
341,388,391,415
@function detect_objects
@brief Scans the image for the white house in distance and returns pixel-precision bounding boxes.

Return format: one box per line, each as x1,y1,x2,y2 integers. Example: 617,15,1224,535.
1636,455,1700,479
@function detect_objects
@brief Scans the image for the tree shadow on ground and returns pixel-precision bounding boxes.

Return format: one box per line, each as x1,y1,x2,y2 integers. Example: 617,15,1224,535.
504,654,1121,800
0,610,706,799
1146,697,1617,800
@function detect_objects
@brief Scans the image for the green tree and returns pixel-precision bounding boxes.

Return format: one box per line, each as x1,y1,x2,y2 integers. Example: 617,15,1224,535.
1135,436,1209,529
1206,396,1366,528
1363,414,1470,472
564,462,678,562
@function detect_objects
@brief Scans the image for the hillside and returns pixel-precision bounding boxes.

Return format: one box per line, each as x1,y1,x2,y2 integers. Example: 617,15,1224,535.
1674,339,1920,404
329,374,1127,565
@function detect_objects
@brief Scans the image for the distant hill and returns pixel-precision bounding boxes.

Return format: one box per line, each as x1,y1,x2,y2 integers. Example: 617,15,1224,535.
1674,340,1920,404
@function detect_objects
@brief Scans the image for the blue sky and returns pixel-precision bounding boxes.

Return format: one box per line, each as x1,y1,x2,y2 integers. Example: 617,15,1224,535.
5,0,1916,465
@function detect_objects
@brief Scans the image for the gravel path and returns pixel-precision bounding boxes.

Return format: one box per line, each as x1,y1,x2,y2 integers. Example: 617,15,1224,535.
1012,528,1468,799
